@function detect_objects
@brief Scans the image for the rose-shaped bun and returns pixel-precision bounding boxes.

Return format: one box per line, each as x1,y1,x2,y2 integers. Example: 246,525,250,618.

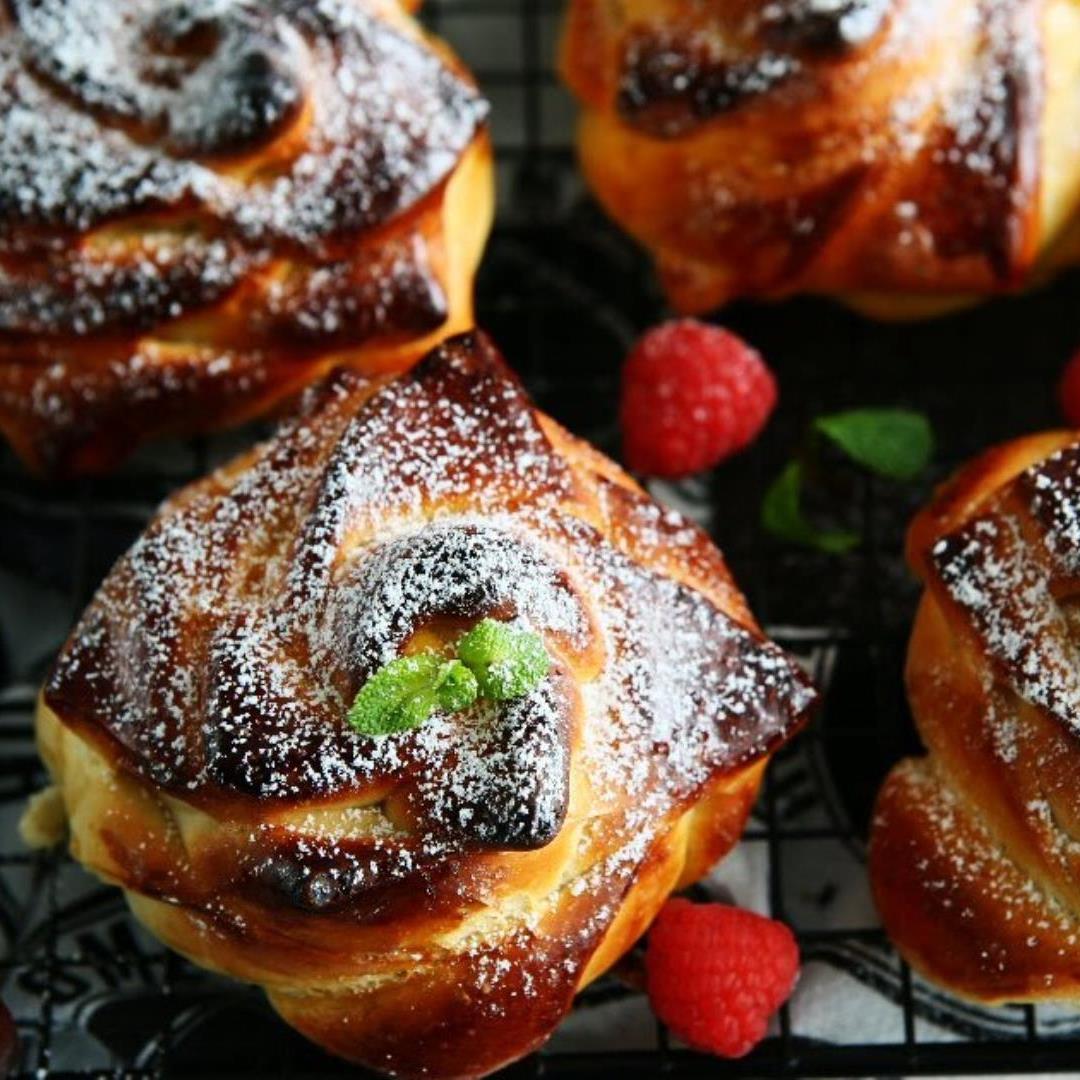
560,0,1080,318
25,331,817,1078
872,431,1080,1003
0,0,492,473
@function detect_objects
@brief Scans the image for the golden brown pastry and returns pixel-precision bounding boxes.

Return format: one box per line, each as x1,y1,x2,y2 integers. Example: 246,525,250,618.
871,430,1080,1004
23,331,817,1078
560,0,1080,318
0,0,493,474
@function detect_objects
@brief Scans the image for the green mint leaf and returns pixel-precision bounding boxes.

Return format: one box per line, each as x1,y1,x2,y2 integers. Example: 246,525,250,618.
433,659,479,712
347,654,445,738
457,618,550,701
814,409,933,481
347,622,550,737
761,462,860,554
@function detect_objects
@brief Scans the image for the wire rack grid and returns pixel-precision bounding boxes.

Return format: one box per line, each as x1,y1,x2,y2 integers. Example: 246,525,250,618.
4,0,1080,1076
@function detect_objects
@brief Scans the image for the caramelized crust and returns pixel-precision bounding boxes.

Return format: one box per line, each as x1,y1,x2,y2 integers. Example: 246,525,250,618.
0,0,493,474
870,431,1080,1004
560,0,1080,317
27,332,816,1078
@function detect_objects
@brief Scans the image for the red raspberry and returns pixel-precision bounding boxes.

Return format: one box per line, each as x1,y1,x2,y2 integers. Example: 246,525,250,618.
620,319,777,478
1059,348,1080,427
0,999,15,1075
645,898,799,1058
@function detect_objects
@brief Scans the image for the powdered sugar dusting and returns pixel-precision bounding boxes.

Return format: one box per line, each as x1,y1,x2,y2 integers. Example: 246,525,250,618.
872,0,1043,281
930,440,1080,738
881,762,1080,969
932,514,1080,729
1020,443,1080,578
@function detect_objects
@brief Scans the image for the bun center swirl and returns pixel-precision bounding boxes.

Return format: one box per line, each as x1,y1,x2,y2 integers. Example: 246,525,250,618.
332,523,593,677
14,0,307,156
204,519,596,853
0,0,487,241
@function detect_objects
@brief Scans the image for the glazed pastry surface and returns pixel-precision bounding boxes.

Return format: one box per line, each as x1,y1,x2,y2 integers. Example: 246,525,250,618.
0,0,492,473
871,430,1080,1003
561,0,1080,317
28,332,817,1078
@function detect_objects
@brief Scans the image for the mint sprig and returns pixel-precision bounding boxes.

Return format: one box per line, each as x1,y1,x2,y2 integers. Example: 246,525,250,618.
814,409,933,481
761,462,860,555
346,655,478,737
761,408,934,553
347,619,550,738
457,618,551,701
435,659,481,712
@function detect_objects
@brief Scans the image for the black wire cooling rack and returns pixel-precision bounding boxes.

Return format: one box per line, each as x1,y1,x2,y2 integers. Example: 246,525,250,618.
4,1,1080,1076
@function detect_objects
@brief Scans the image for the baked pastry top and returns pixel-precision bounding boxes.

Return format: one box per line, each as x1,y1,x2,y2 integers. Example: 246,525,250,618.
0,0,492,474
871,430,1080,1003
27,331,817,1078
561,0,1080,318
